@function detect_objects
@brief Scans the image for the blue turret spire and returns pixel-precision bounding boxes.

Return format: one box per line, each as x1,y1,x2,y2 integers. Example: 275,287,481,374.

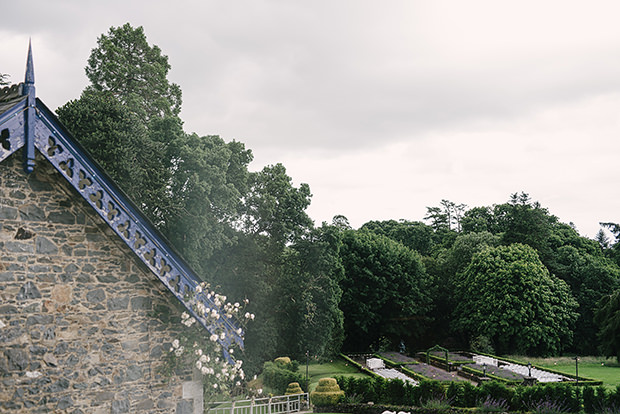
23,39,36,173
25,39,35,85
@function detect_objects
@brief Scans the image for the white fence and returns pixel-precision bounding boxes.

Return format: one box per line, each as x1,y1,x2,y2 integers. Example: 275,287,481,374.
206,394,310,414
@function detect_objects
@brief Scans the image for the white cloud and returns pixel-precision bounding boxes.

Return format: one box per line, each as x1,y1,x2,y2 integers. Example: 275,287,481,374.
3,0,620,237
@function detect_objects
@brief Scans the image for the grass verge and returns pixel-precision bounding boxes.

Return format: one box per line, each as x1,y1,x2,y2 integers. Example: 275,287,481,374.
299,357,370,392
508,355,620,389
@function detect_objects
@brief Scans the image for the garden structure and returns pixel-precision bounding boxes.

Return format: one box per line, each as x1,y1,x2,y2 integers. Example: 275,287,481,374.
0,46,243,413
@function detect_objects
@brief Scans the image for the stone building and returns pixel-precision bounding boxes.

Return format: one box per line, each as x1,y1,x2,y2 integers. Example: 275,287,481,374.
0,46,242,413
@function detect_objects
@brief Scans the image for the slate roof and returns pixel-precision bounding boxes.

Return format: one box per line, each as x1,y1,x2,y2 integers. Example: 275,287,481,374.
0,84,26,115
0,45,243,362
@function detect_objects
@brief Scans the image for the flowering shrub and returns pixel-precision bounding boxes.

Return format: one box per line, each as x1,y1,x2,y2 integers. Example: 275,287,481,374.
477,395,510,413
161,282,254,400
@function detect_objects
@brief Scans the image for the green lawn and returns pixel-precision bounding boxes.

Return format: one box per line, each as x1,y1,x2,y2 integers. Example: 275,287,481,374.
509,356,620,390
298,358,370,392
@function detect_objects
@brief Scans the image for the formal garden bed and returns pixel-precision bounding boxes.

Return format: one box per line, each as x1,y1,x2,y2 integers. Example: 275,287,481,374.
286,353,619,413
402,363,468,382
427,351,473,362
343,349,604,388
462,363,524,382
377,351,418,365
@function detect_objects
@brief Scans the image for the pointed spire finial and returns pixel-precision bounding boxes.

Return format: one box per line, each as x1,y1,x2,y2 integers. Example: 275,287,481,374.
23,39,36,174
25,38,34,85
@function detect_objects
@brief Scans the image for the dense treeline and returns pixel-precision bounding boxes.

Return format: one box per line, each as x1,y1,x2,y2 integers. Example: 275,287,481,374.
361,195,620,357
55,24,620,374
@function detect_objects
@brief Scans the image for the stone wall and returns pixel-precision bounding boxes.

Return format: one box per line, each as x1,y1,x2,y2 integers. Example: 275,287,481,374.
0,153,197,413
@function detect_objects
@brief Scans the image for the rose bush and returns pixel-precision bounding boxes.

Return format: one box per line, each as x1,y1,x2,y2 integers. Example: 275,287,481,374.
162,282,254,400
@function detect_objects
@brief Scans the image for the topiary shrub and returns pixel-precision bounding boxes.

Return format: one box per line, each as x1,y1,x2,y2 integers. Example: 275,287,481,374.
273,356,300,372
311,378,345,407
274,356,292,365
285,382,303,395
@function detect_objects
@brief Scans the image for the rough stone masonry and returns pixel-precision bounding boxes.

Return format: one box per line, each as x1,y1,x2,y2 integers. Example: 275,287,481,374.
0,152,197,413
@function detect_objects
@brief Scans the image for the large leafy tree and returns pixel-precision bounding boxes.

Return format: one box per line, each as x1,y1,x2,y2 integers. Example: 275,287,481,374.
56,89,175,225
278,224,345,359
59,24,253,272
203,164,316,373
600,222,620,266
425,200,467,233
58,23,351,374
461,193,557,259
361,219,435,256
461,206,498,234
453,243,578,355
494,192,557,259
242,163,313,250
164,134,252,272
446,232,500,275
85,23,182,121
594,289,620,362
549,245,620,354
423,232,500,348
58,23,186,227
339,229,432,351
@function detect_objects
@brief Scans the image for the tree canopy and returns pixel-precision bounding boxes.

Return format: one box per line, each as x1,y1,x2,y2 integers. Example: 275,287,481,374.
339,229,432,351
594,289,620,362
85,23,182,121
56,89,175,225
453,243,578,355
56,23,620,371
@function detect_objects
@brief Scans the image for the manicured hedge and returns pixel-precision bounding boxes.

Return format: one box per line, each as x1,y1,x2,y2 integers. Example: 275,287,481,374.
314,403,472,414
332,376,620,412
334,376,443,406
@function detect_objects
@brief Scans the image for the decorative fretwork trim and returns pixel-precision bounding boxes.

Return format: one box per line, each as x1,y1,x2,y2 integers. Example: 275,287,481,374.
0,98,27,163
32,102,243,361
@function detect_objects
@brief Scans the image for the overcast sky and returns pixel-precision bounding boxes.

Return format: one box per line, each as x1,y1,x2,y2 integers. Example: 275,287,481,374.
2,1,620,238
